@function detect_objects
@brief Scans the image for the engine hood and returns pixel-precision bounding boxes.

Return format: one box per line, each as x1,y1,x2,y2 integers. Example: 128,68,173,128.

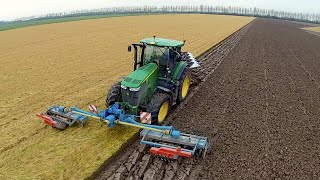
121,63,158,88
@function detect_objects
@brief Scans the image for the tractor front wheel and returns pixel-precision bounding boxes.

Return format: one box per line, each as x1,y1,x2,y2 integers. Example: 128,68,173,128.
146,93,172,125
106,80,122,107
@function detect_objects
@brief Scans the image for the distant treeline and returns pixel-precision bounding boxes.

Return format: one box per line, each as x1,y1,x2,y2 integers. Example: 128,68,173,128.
7,5,320,24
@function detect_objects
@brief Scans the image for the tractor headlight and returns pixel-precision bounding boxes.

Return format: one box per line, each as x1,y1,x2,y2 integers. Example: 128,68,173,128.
129,87,140,91
121,85,127,89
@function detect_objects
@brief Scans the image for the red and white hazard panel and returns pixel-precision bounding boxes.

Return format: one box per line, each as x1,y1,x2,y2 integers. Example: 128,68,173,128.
140,112,151,124
88,105,98,114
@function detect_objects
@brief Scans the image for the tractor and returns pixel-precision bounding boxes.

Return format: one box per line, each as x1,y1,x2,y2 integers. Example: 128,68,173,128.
36,37,208,160
106,36,198,124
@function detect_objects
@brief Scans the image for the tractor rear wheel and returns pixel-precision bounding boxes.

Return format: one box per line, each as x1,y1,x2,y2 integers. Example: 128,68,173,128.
106,80,122,107
177,69,191,103
146,93,172,125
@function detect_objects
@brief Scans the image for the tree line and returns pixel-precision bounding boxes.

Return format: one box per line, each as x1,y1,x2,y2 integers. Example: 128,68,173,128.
9,5,320,24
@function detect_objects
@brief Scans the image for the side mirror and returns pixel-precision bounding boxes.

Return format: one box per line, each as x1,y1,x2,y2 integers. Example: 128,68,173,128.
128,45,132,52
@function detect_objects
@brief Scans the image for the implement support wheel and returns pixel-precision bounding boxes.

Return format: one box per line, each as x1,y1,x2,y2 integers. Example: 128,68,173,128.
53,121,68,130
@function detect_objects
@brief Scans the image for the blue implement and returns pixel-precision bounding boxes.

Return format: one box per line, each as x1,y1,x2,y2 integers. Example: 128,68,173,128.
37,102,210,159
37,106,88,130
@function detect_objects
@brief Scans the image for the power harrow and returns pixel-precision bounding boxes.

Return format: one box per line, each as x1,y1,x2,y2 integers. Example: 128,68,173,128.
37,103,209,160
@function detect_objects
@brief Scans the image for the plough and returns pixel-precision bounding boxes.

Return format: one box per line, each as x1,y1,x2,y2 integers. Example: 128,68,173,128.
37,103,209,159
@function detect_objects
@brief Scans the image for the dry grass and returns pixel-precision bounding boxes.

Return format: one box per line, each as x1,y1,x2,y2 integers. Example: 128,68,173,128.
0,14,254,179
303,26,320,33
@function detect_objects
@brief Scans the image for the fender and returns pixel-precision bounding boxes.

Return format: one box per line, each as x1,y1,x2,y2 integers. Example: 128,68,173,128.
172,61,188,81
156,86,174,100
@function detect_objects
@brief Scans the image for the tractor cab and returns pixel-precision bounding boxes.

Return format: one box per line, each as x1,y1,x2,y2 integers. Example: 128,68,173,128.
129,37,185,78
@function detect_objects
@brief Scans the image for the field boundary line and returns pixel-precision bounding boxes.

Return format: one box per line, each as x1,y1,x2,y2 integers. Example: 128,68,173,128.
303,30,320,37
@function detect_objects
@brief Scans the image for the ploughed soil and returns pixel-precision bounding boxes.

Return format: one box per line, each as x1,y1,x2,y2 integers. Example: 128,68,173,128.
93,18,320,179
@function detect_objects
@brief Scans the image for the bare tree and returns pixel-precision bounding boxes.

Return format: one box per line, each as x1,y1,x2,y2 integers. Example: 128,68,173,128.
8,5,320,24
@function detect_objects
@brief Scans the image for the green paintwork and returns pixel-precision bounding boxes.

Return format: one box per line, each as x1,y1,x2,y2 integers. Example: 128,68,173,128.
139,66,159,106
140,37,185,47
121,63,158,88
121,63,159,109
172,61,187,80
120,102,139,114
119,37,188,114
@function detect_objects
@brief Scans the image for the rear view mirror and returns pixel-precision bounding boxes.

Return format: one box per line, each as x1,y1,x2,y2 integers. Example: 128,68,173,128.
128,45,132,52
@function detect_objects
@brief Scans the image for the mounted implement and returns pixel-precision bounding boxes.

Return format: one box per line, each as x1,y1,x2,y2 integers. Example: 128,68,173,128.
37,37,208,160
37,106,88,130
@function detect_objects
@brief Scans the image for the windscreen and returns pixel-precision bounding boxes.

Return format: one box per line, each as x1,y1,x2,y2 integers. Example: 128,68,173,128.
143,45,169,66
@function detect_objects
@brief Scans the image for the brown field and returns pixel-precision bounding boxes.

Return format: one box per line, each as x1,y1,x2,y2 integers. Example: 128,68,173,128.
0,14,253,179
97,19,320,180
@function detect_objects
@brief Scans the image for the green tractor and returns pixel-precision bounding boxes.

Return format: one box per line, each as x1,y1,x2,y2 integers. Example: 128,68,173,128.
106,37,199,124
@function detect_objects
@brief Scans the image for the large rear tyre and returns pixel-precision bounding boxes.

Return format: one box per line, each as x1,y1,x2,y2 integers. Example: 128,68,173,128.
146,93,172,125
177,69,191,103
106,80,122,107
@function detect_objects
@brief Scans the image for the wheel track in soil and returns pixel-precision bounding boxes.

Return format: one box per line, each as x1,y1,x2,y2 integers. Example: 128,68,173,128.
92,20,255,180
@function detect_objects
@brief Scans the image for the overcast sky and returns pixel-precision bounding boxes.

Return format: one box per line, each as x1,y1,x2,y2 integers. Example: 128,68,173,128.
1,0,320,21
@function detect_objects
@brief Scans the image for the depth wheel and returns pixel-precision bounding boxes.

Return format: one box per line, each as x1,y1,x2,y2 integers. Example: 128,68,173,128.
53,122,68,131
146,93,172,125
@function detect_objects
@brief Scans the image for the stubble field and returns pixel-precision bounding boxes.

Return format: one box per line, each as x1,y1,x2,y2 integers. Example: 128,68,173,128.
304,26,320,32
0,14,253,179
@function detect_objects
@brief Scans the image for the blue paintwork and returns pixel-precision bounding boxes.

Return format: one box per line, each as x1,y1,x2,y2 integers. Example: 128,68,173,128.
45,102,209,155
140,129,209,155
47,106,88,126
71,103,180,136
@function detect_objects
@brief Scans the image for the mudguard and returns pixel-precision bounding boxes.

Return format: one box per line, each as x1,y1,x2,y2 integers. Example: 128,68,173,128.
172,61,188,81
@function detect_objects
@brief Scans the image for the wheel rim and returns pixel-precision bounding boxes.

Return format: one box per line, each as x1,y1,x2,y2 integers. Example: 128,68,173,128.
181,76,190,99
158,101,169,123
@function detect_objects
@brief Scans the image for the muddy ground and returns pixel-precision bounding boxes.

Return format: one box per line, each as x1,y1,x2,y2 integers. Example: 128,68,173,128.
93,18,320,179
